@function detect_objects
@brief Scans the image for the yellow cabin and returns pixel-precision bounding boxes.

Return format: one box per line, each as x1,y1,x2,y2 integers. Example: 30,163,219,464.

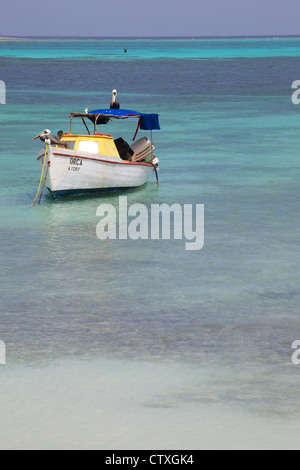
58,134,119,157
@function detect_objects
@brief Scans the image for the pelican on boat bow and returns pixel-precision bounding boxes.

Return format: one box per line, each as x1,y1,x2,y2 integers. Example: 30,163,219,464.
33,106,160,200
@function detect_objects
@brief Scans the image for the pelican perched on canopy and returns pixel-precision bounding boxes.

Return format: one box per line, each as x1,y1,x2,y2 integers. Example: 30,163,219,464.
110,89,120,109
33,129,70,148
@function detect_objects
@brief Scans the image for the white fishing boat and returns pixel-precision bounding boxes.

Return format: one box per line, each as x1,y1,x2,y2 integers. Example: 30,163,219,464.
33,103,160,201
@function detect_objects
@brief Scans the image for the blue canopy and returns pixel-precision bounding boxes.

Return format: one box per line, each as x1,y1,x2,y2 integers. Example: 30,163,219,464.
88,108,160,131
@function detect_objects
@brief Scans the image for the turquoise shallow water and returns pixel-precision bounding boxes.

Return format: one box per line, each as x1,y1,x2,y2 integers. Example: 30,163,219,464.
2,36,300,59
0,37,300,449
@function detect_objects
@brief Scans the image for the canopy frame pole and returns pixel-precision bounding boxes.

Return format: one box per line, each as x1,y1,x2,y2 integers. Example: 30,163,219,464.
151,130,153,160
94,114,100,135
81,117,90,135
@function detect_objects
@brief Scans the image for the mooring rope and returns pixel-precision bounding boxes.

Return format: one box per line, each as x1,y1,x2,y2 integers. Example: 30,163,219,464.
151,161,159,187
38,161,50,205
32,143,48,206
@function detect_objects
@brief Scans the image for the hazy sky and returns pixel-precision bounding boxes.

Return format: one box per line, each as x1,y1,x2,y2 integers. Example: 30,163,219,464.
1,0,300,37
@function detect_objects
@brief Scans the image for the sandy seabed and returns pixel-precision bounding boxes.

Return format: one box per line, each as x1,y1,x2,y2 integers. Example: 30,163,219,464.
0,358,299,450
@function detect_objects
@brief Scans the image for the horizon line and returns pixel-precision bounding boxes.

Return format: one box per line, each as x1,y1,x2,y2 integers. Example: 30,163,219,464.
2,34,300,39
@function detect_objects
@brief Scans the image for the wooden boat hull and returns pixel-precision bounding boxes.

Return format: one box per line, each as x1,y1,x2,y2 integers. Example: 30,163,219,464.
38,147,154,199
